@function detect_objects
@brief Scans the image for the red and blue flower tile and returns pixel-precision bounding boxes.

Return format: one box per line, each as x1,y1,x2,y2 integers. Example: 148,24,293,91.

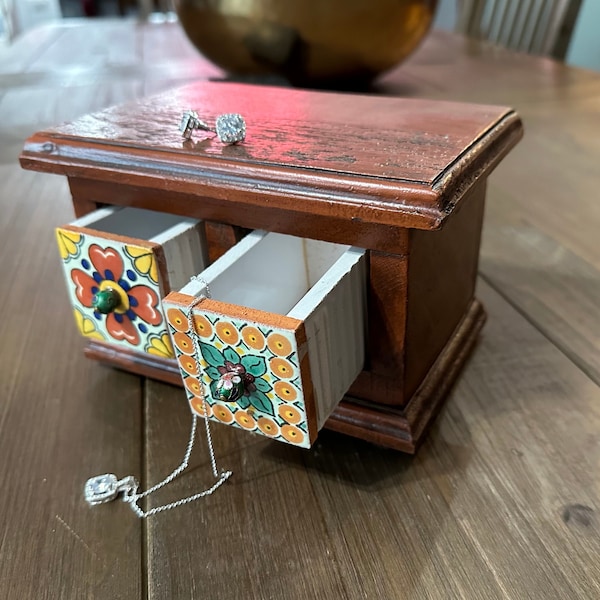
56,227,174,358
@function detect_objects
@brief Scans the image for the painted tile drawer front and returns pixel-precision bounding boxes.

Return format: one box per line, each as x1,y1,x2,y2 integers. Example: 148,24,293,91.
163,231,367,448
57,206,207,358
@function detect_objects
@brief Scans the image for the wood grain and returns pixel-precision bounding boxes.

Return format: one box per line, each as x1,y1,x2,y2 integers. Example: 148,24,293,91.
481,219,600,385
144,381,351,600
66,175,416,254
404,181,486,400
0,169,143,599
20,83,522,232
2,19,600,600
0,21,204,600
203,221,248,263
144,279,600,599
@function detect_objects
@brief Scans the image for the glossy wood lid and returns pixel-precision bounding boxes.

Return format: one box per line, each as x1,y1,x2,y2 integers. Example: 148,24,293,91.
21,82,522,230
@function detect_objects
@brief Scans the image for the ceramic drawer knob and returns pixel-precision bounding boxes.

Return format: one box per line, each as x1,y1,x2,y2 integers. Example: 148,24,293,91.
92,288,121,314
216,372,246,403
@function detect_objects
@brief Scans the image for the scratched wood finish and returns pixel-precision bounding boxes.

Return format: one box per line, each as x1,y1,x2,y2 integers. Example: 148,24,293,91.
22,84,514,186
20,83,522,233
1,20,600,600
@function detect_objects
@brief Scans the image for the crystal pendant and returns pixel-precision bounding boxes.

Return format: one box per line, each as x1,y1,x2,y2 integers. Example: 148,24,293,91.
84,474,119,505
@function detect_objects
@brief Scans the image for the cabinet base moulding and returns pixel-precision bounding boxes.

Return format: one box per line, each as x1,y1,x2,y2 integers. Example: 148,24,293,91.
84,298,485,453
328,298,486,452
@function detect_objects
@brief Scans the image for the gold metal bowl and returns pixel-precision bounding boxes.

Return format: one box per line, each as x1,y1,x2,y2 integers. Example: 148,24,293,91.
175,0,438,87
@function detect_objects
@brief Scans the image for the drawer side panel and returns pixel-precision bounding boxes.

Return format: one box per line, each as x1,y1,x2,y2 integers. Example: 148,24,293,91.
299,250,367,427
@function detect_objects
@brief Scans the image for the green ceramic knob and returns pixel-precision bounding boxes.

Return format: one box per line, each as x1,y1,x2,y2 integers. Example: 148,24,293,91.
92,288,121,314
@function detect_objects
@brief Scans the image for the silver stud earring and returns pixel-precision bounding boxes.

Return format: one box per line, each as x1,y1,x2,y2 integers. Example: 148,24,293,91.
179,110,246,144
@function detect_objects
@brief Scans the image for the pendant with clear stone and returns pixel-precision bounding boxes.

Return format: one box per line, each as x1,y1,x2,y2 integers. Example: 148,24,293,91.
84,474,138,505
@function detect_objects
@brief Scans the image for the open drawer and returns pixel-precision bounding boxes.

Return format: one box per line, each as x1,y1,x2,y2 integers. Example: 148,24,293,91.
56,206,207,358
163,231,367,448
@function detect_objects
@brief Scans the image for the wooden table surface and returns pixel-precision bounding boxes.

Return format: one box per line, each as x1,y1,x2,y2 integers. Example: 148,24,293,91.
1,20,599,600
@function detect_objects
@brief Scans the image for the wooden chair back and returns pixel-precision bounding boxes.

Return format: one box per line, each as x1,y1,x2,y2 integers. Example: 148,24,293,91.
457,0,582,60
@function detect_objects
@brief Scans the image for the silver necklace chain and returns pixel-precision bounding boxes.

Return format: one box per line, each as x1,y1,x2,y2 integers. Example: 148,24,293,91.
84,279,232,518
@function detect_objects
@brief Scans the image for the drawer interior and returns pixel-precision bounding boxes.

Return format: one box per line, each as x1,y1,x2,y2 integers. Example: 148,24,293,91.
72,206,207,292
178,231,353,319
74,206,192,240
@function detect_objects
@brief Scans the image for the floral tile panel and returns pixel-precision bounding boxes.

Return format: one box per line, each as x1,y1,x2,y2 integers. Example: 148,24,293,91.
56,226,174,359
164,301,316,448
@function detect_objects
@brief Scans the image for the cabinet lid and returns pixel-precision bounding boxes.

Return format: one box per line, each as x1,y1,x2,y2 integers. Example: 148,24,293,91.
21,81,522,231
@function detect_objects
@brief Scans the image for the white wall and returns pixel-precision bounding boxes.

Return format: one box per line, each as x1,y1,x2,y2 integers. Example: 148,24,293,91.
1,0,61,41
433,0,458,31
566,0,600,71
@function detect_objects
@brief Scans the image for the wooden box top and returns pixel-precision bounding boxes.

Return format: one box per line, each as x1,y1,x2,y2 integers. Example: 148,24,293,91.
21,82,522,231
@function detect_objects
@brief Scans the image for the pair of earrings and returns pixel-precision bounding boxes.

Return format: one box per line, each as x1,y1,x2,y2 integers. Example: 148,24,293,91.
180,110,246,144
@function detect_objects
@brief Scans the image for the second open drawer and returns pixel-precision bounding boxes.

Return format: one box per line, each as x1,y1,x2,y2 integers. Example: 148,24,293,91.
163,231,367,448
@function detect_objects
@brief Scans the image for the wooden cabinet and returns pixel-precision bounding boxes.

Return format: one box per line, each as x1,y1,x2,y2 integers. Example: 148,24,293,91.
21,81,522,451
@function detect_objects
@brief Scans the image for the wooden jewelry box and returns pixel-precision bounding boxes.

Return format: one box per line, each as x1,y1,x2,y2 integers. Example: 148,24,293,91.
20,82,522,452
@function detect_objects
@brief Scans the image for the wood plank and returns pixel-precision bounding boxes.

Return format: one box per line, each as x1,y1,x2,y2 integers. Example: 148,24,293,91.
318,278,600,599
143,381,349,599
0,167,144,599
143,277,600,599
0,21,218,98
0,22,66,74
481,207,600,384
0,24,180,599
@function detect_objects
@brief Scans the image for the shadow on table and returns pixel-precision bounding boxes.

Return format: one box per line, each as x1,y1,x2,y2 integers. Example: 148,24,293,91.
256,413,474,492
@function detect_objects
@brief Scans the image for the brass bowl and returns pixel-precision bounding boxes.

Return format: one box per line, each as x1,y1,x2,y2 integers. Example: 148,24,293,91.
175,0,438,87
